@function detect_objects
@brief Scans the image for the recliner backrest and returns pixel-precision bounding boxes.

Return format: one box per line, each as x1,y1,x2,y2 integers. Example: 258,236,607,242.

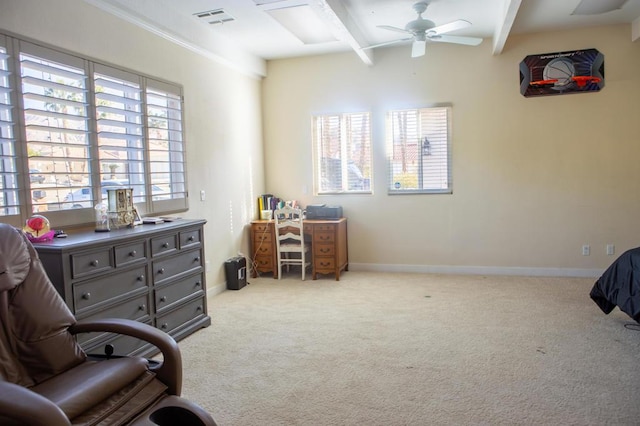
0,223,86,387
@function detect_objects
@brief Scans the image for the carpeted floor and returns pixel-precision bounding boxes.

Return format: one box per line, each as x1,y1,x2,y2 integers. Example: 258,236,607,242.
175,271,640,425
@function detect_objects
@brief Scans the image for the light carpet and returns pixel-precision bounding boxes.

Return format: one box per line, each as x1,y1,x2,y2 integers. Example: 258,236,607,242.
175,271,640,425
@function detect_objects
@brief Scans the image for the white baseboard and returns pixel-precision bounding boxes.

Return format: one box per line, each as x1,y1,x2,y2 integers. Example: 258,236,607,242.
349,262,603,278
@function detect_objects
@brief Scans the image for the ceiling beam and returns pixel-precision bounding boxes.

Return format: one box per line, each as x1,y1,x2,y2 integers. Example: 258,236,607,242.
313,0,374,66
492,0,523,55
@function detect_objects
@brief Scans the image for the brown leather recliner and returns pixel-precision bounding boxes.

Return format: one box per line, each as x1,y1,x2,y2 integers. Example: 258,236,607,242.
0,223,216,426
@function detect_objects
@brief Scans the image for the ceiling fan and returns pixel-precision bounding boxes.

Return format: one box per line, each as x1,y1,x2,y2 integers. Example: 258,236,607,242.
363,1,483,58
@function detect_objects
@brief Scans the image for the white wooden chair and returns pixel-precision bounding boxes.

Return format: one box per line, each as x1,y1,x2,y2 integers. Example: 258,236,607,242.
274,206,311,280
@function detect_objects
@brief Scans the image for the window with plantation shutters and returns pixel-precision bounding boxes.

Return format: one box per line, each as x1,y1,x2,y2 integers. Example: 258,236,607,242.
146,80,187,210
0,38,19,219
312,112,372,195
386,106,451,194
94,64,146,202
19,42,92,213
0,31,189,227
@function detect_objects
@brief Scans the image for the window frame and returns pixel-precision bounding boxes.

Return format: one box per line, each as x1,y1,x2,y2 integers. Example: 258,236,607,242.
311,111,373,195
0,31,188,228
386,105,452,195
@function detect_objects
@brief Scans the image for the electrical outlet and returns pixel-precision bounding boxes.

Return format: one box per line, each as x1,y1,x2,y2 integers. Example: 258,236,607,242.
606,244,615,256
582,245,590,256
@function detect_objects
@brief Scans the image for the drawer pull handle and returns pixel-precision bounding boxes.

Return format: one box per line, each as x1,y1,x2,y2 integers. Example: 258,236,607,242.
196,306,203,312
195,281,201,287
160,296,167,302
161,323,168,329
137,275,145,281
129,250,137,257
139,304,146,311
320,248,330,253
320,262,330,267
82,292,91,300
162,242,169,248
194,256,200,262
188,236,195,241
90,260,99,267
158,268,165,274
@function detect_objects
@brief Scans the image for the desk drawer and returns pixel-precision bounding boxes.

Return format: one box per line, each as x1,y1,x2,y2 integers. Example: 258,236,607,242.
71,248,114,279
315,244,335,256
314,232,335,243
153,249,202,285
74,266,148,314
314,257,336,271
315,224,336,232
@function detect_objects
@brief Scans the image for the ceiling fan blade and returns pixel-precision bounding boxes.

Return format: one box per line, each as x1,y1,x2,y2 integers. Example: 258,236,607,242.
428,34,483,46
378,25,411,34
362,37,413,50
411,40,426,58
428,19,471,36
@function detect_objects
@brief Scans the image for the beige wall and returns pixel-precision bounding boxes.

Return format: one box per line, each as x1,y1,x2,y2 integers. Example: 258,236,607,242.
262,25,640,276
0,0,265,291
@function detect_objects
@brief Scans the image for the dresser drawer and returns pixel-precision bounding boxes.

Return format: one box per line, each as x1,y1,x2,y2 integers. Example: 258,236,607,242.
254,256,273,270
115,241,147,267
156,297,206,334
76,293,151,345
180,229,201,249
153,249,202,285
74,266,148,314
254,244,272,256
151,233,178,257
71,248,114,279
81,319,153,357
155,273,204,314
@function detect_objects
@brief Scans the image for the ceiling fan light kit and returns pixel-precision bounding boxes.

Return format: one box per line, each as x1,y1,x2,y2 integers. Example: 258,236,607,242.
362,1,483,58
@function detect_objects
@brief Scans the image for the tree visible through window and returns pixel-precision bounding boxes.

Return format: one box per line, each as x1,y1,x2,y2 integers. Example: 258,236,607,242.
387,106,451,194
312,112,372,194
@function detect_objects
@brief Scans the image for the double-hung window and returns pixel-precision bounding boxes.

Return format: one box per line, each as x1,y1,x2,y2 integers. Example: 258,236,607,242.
0,32,187,227
312,112,372,195
386,106,451,194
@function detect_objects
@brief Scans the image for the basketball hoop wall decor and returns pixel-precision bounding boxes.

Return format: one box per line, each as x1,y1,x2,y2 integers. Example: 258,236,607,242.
519,48,604,97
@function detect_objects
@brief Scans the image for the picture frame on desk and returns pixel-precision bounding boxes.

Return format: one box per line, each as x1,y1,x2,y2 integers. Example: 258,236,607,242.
132,208,142,225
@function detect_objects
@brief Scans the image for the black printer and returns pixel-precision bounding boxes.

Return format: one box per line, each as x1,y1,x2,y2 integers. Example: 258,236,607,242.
306,204,343,219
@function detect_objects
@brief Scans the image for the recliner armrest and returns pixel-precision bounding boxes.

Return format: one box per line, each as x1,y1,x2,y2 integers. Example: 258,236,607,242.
69,318,182,395
0,381,71,426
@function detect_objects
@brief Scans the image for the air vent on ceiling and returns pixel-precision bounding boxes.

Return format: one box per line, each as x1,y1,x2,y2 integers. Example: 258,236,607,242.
193,9,235,25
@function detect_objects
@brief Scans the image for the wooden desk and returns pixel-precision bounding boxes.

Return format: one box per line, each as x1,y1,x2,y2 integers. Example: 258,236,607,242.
250,218,348,280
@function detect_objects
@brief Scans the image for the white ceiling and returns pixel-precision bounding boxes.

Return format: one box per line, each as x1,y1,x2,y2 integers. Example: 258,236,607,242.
85,0,640,77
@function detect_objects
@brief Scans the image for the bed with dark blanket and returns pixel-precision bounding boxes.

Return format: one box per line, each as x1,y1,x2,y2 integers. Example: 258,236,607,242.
590,247,640,322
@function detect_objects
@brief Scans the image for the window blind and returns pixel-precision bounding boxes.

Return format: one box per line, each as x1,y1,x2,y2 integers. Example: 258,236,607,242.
312,112,372,194
19,42,91,212
0,39,19,219
387,106,451,194
146,79,187,210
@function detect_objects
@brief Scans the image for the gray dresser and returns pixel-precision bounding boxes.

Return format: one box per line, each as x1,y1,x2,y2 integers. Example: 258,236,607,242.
32,219,211,357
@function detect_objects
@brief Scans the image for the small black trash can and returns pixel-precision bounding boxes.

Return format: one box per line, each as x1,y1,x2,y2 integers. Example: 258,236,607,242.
225,256,247,290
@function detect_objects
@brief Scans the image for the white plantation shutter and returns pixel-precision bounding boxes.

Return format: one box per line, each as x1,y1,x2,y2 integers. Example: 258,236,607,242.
0,31,189,226
387,106,451,194
146,79,187,211
312,112,372,194
19,42,92,216
94,64,146,202
0,38,19,222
